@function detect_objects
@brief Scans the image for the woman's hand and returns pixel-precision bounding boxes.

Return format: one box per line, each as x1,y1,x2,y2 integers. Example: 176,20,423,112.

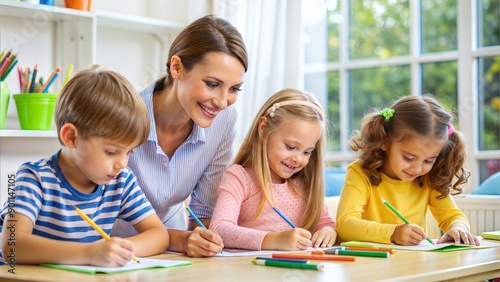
185,227,224,257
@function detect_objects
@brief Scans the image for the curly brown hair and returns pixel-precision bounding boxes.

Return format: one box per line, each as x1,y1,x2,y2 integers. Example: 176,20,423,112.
349,95,469,198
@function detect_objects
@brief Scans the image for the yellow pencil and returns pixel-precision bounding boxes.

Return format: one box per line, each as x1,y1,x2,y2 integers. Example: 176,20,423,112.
73,206,140,263
63,64,73,87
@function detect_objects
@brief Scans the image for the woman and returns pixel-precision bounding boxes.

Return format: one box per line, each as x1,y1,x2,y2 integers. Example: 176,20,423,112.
111,15,248,257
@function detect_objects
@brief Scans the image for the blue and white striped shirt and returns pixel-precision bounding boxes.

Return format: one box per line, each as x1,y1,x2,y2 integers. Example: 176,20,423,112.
111,82,237,237
0,151,155,242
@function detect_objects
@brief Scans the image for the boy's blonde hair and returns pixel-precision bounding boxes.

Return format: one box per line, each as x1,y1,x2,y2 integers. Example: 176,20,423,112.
55,64,150,146
350,94,469,198
234,88,327,232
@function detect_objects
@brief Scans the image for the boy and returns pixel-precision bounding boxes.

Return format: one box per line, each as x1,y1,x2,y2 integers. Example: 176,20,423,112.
0,65,169,267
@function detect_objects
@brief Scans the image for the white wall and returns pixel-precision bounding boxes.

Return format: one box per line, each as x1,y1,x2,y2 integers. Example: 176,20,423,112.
0,0,212,205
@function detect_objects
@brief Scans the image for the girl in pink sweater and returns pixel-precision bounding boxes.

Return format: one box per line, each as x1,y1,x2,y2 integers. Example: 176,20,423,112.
209,89,337,251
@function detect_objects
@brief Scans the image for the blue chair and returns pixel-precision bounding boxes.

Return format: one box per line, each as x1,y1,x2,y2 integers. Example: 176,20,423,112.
472,172,500,195
324,168,346,197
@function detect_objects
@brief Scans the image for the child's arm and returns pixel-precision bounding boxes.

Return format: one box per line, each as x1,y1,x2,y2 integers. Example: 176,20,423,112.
390,224,427,245
428,192,480,245
311,227,336,248
126,214,170,256
436,223,480,245
209,166,313,251
311,205,337,248
261,229,312,250
336,167,396,243
1,213,135,266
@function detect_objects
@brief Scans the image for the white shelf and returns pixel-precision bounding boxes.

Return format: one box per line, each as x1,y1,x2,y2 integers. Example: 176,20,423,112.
0,1,184,34
0,129,57,138
96,10,184,34
0,0,93,20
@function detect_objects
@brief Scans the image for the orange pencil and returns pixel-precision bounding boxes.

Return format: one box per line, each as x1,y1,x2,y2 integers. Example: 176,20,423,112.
272,253,356,262
39,67,61,93
347,247,395,254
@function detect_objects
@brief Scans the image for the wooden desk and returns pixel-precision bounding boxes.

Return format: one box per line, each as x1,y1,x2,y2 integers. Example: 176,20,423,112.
0,247,498,282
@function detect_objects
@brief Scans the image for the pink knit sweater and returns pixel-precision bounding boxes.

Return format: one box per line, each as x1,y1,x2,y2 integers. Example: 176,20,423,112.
209,164,336,250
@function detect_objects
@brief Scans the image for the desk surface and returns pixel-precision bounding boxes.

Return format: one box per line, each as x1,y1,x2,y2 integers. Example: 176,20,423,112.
0,246,499,282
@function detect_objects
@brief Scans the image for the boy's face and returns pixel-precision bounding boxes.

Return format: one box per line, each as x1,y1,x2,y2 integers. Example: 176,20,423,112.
265,119,320,183
64,136,137,190
381,136,445,182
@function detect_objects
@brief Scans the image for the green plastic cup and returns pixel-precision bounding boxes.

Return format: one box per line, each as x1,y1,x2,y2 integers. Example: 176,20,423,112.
13,93,58,130
0,81,10,129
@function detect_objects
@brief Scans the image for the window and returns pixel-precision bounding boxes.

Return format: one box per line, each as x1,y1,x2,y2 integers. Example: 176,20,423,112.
301,0,500,192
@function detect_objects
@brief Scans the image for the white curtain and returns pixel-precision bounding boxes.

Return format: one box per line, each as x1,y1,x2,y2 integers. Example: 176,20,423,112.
213,0,303,145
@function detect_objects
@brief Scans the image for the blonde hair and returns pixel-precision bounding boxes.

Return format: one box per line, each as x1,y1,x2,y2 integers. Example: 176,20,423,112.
350,94,469,198
233,88,327,232
55,64,150,146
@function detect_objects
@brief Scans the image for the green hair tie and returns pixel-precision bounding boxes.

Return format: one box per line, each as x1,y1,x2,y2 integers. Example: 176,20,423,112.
379,108,395,120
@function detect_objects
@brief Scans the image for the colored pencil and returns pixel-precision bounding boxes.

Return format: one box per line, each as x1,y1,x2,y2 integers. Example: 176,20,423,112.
186,206,223,255
272,207,296,228
17,65,23,90
272,253,356,262
347,246,395,254
381,198,433,244
63,64,73,87
255,257,308,263
186,206,207,229
1,59,18,82
325,249,390,258
29,64,38,93
73,206,140,263
39,67,61,93
252,259,324,271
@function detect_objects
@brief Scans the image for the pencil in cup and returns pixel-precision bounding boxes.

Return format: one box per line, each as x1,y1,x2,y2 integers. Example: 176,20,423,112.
252,259,324,271
39,67,61,93
381,198,434,244
73,206,140,263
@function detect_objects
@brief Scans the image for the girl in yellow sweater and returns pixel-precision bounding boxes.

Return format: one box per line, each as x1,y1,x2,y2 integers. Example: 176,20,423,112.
336,95,480,246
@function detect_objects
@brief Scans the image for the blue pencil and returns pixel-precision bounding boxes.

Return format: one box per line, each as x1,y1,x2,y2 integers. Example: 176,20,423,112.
186,206,207,229
186,206,223,255
272,206,296,228
39,67,61,93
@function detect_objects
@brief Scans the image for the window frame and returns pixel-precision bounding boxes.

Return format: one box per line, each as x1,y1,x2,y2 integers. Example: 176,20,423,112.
300,0,500,193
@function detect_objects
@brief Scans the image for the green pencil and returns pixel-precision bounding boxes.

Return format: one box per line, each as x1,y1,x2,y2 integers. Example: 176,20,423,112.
325,249,390,258
381,198,434,244
252,259,324,271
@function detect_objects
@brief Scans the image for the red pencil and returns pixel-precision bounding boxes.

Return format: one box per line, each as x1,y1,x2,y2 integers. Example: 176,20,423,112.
272,253,356,262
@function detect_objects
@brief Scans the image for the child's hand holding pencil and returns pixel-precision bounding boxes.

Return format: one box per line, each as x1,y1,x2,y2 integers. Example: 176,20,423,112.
74,206,141,266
